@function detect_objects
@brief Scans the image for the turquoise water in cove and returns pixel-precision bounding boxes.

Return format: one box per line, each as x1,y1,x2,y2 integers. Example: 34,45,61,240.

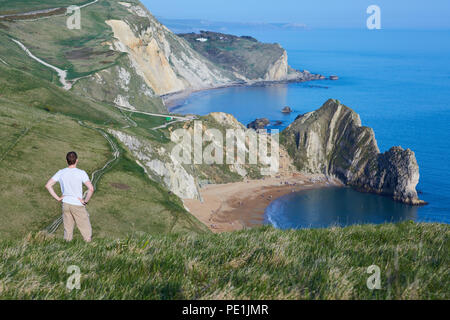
171,28,450,227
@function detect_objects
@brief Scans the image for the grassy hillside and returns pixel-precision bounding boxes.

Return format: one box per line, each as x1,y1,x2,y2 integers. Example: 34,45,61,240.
0,2,208,239
0,80,207,240
0,1,88,15
179,31,285,80
0,0,166,113
0,222,447,299
0,97,109,239
0,63,127,125
1,1,126,78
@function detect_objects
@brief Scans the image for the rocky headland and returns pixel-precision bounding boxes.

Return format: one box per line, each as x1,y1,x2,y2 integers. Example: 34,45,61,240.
282,99,425,205
178,31,325,84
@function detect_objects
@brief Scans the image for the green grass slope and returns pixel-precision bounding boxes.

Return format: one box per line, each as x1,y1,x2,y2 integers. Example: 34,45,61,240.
0,0,166,113
0,69,207,239
1,1,125,78
0,1,89,15
0,63,127,124
0,98,110,239
0,222,448,299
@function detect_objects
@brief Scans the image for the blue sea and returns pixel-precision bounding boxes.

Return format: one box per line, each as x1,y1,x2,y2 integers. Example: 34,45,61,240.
170,28,450,228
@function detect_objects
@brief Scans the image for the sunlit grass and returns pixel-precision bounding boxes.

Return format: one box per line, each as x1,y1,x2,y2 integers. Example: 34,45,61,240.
0,222,448,299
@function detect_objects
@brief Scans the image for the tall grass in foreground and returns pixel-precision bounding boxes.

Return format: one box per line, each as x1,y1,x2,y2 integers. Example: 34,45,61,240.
0,222,448,299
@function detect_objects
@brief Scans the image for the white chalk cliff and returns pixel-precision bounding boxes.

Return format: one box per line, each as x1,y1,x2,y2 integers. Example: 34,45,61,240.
105,3,234,96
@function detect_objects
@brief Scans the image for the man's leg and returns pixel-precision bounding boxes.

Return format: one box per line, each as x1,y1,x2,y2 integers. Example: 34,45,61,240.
62,204,75,241
72,205,92,242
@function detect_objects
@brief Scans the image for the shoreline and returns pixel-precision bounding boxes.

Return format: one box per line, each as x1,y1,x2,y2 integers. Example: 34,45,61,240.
184,174,342,233
163,76,334,110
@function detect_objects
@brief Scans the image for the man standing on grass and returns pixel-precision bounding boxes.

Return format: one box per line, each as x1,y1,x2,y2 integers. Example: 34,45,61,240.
45,151,94,242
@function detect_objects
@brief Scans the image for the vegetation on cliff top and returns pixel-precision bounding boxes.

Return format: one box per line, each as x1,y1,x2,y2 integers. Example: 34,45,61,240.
179,31,286,80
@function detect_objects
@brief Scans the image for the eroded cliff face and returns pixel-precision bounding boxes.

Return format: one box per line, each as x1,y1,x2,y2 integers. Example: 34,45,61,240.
108,129,201,200
105,3,235,96
72,57,166,113
355,146,421,204
264,50,289,81
173,112,283,182
282,99,424,204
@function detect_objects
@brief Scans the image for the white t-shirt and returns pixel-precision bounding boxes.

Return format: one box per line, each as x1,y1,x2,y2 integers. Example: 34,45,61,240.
52,168,90,206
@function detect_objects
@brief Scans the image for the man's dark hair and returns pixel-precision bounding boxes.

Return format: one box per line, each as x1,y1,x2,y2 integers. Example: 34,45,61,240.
66,151,78,165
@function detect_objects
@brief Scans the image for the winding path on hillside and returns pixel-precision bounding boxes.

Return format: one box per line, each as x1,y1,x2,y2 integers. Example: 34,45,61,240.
114,106,194,121
11,38,194,126
0,0,99,19
79,121,120,188
45,121,121,234
7,0,99,90
0,128,30,163
12,39,72,90
150,118,189,130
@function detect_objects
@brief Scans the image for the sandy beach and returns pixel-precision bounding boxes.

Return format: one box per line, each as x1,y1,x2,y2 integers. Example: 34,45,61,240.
184,174,341,233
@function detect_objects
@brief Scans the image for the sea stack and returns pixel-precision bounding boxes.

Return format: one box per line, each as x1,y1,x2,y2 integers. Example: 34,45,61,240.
281,99,425,205
281,106,293,114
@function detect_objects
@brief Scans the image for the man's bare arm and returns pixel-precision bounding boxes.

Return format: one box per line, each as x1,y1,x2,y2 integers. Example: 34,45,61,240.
45,179,63,202
81,181,94,205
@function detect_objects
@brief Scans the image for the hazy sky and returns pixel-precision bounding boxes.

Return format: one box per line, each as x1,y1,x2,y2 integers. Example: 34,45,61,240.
141,0,450,29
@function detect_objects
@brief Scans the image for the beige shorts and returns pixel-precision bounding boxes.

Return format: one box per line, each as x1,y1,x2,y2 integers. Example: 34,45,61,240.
62,203,92,242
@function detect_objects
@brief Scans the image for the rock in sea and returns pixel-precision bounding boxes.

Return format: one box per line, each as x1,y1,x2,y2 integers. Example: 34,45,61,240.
247,118,270,130
281,106,293,114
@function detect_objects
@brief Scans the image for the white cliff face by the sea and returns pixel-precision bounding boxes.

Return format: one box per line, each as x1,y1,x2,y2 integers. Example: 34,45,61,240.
177,31,325,84
186,112,286,179
264,50,289,81
105,3,234,96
